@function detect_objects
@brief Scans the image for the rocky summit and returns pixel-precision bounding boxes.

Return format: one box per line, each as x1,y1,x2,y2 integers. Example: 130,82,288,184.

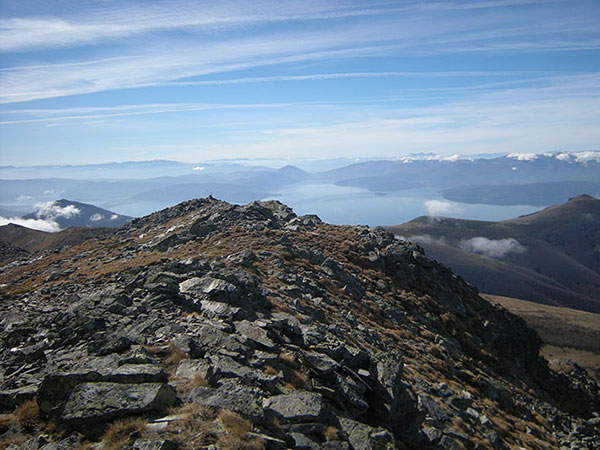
0,197,599,449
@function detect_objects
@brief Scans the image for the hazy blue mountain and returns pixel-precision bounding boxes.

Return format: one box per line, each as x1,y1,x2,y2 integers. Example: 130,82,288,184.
320,153,600,193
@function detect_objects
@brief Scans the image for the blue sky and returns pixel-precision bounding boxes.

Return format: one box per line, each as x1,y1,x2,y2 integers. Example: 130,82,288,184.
1,0,599,166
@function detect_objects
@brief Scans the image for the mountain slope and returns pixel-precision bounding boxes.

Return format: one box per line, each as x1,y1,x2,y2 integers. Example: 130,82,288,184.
0,223,115,260
0,197,598,449
386,195,600,312
482,294,600,381
21,199,132,229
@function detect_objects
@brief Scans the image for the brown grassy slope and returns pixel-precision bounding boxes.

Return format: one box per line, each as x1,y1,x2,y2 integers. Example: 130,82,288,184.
482,293,600,380
0,223,115,254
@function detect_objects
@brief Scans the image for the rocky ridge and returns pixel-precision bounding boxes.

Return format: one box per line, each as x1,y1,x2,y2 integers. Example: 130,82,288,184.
0,197,599,449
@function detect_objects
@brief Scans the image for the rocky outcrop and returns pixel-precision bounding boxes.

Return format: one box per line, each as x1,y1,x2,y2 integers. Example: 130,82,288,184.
0,197,598,449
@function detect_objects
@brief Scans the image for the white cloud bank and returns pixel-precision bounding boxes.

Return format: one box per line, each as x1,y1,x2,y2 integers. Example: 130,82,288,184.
424,200,464,217
0,216,61,232
459,237,526,258
35,202,81,220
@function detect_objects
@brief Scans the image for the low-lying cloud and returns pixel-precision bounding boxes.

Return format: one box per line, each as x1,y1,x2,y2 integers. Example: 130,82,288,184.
36,202,81,220
424,200,464,217
0,216,61,232
459,237,525,258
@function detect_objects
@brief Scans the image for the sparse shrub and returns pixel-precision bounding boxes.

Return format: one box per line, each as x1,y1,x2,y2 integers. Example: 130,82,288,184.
101,417,147,450
16,399,39,430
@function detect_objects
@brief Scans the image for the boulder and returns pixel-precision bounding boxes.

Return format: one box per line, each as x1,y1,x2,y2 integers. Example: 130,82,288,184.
179,276,238,304
263,392,326,424
60,382,176,424
304,351,338,376
235,320,277,350
339,417,395,450
188,380,265,423
175,358,211,379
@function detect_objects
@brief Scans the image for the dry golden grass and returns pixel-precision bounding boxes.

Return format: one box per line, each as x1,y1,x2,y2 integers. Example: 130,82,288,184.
0,434,28,449
218,410,252,438
289,369,311,390
263,365,278,375
16,399,39,431
100,417,147,450
171,373,208,395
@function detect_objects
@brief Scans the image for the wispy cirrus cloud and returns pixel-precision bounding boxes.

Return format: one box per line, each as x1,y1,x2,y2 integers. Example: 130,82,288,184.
2,0,598,103
1,0,599,165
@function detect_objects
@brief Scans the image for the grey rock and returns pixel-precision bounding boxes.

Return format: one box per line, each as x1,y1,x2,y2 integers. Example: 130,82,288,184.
201,300,246,322
38,435,80,450
196,324,253,356
235,320,277,350
335,374,369,414
119,346,159,365
422,426,443,444
338,417,395,450
60,382,176,423
87,334,131,356
172,334,205,359
132,438,178,450
179,276,238,304
451,390,473,410
0,384,38,412
438,435,461,450
287,432,321,449
37,362,169,421
175,358,211,379
304,351,338,376
189,380,265,423
208,354,279,389
418,394,448,424
371,352,403,398
263,391,326,424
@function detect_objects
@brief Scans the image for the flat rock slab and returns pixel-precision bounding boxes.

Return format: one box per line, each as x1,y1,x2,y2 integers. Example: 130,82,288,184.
179,276,238,304
263,391,325,424
189,381,265,423
175,358,211,379
304,351,338,375
60,382,176,423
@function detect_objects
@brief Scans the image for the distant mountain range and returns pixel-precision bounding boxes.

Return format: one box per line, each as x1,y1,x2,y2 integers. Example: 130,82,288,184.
1,151,599,222
386,195,600,313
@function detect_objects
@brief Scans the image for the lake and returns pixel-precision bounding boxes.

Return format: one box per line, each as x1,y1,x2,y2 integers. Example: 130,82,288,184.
263,184,542,226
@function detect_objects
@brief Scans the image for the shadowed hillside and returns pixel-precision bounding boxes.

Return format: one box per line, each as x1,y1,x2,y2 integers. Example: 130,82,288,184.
386,195,600,313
